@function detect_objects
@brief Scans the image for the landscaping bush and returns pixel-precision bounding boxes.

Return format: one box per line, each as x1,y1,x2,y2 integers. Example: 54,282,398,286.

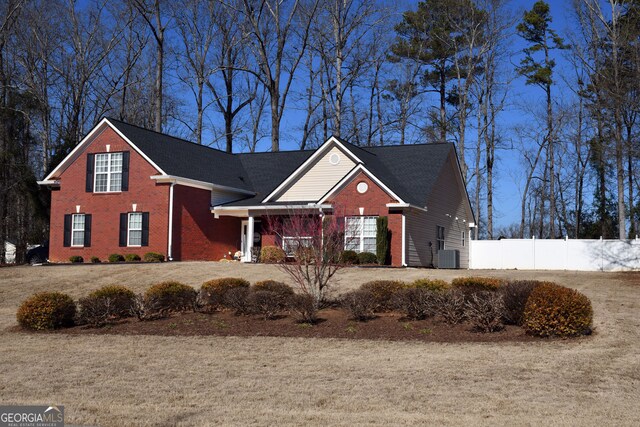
90,256,101,263
200,277,250,310
339,250,359,265
501,280,544,325
248,290,287,320
438,289,466,324
394,287,439,320
77,285,136,327
523,283,593,337
259,246,286,263
410,278,450,293
342,289,377,321
464,291,506,333
143,252,165,263
69,255,84,263
124,253,141,262
451,277,504,296
144,281,197,317
223,287,252,315
290,294,319,323
17,292,76,330
357,251,378,265
359,280,406,311
108,253,125,263
253,280,294,298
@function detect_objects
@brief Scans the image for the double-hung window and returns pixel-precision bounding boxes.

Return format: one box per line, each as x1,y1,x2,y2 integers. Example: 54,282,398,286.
94,152,123,192
345,216,377,253
128,213,143,246
71,214,85,247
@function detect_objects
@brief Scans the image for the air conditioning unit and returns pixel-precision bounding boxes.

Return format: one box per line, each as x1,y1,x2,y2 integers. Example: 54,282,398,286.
438,249,459,269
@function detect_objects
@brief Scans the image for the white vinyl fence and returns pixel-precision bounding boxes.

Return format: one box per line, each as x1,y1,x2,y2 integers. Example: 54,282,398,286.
469,238,640,271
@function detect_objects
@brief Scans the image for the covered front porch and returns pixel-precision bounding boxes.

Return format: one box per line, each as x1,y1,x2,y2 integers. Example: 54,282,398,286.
211,204,333,262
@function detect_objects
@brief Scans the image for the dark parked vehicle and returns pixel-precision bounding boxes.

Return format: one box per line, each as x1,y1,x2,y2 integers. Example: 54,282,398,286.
26,241,49,265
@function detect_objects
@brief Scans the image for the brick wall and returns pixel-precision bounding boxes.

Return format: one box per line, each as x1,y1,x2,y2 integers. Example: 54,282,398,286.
328,172,404,266
172,185,241,261
49,126,170,262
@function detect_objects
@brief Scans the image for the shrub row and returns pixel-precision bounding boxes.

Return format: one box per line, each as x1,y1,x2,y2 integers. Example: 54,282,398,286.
68,252,165,264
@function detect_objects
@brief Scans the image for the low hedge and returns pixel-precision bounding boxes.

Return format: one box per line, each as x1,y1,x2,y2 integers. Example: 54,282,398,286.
88,285,136,318
357,252,378,265
143,252,165,263
339,250,359,265
359,280,406,311
17,292,76,330
501,280,544,326
394,287,439,320
260,246,286,263
451,277,504,294
69,255,84,263
124,254,141,262
108,253,125,263
410,278,450,293
523,283,593,337
200,277,250,309
342,289,377,321
253,280,294,298
90,256,101,263
144,281,197,316
77,285,136,327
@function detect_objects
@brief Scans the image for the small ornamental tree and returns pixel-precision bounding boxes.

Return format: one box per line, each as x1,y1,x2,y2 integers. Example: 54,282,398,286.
265,210,353,308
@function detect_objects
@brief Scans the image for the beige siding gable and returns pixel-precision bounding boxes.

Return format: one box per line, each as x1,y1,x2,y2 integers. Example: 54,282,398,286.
275,145,357,202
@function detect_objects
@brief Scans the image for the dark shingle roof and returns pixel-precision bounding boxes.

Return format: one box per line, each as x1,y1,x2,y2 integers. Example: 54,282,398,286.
105,118,455,207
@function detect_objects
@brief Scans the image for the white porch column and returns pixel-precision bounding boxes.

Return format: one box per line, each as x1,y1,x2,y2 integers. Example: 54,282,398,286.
246,215,255,262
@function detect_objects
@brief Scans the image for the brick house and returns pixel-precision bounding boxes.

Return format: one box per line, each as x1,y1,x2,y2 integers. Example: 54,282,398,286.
38,118,475,267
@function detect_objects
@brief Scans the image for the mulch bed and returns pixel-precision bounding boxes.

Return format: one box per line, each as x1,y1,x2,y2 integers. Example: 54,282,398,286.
28,309,540,342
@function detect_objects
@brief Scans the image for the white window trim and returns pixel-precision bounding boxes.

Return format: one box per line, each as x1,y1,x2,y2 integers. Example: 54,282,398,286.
71,214,85,247
345,216,377,253
94,152,123,193
127,212,143,247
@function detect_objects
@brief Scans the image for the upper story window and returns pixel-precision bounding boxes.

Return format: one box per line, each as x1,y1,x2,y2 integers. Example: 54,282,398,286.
94,152,123,192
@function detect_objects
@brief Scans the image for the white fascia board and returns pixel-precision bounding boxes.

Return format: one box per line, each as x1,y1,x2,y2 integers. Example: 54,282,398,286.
212,203,333,212
151,174,255,195
41,118,167,183
42,118,111,181
37,180,60,186
386,203,428,213
261,136,364,203
317,164,405,205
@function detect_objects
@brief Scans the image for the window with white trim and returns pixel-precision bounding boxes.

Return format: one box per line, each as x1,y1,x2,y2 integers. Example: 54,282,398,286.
94,152,123,192
345,216,377,253
128,212,143,246
282,236,313,257
71,214,85,247
436,225,445,251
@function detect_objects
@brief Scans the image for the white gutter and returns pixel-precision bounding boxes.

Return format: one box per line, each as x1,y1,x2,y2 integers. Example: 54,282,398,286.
386,203,428,213
401,213,407,266
212,203,333,212
168,182,175,261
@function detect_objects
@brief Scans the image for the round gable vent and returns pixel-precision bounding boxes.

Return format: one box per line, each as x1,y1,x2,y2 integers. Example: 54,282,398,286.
356,181,368,194
329,152,341,165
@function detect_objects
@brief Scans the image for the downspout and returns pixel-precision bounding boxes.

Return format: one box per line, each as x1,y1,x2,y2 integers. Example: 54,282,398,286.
168,182,175,261
401,213,407,266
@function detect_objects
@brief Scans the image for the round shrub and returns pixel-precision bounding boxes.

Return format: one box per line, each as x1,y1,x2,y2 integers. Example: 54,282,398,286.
108,253,125,263
357,252,378,265
17,292,76,330
90,256,101,263
124,254,141,262
87,285,136,318
359,280,406,311
143,252,165,263
342,289,377,321
253,280,294,297
523,283,593,338
339,250,359,265
248,290,287,320
144,281,197,316
451,277,504,294
411,278,450,293
260,246,286,263
500,280,545,325
464,291,506,333
394,287,439,320
200,277,250,309
69,255,84,263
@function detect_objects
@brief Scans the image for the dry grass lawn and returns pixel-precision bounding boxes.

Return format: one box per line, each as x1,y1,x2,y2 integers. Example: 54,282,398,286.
1,262,639,426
